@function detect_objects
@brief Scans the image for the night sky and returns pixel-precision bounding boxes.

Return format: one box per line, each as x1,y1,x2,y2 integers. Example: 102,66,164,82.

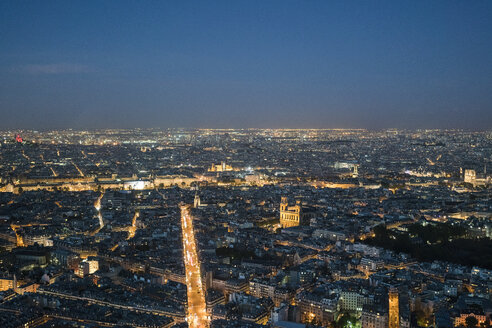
1,1,491,130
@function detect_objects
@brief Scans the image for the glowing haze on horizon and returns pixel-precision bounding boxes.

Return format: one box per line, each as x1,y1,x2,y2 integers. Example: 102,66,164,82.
1,1,491,130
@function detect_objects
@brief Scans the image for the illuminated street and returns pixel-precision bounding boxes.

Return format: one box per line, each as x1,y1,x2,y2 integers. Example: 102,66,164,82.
91,193,104,236
127,211,139,240
180,204,208,328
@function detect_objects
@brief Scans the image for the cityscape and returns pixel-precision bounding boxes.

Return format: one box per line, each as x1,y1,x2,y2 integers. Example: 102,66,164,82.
0,129,490,328
1,1,492,328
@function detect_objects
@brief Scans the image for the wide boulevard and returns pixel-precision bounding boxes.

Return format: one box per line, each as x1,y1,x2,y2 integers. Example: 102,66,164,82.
180,204,208,328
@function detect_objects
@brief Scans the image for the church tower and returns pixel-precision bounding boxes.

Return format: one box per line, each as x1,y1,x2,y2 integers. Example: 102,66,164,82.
389,287,400,328
280,197,288,211
194,194,201,208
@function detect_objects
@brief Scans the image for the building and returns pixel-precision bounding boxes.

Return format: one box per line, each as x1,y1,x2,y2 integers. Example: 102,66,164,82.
209,162,233,172
464,169,476,183
361,305,388,328
15,247,50,266
250,279,275,300
229,293,274,325
463,168,490,186
358,257,385,274
280,197,313,228
453,312,488,327
340,290,367,313
296,292,339,326
75,259,99,277
0,276,16,292
194,194,201,208
206,289,225,314
249,280,294,306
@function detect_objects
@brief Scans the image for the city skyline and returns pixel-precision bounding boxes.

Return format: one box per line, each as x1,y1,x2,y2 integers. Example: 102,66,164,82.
0,128,490,327
1,1,492,130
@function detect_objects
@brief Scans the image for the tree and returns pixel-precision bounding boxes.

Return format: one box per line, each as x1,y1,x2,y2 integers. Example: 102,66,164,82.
336,313,358,328
465,316,478,328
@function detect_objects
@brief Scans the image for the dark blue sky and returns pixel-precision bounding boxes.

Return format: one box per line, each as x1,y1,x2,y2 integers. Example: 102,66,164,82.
1,1,491,130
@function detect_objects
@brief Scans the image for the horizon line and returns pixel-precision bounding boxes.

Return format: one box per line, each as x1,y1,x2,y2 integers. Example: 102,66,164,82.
1,127,491,133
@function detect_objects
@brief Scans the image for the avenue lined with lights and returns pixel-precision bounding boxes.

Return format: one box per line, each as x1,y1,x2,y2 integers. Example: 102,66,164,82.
181,204,209,328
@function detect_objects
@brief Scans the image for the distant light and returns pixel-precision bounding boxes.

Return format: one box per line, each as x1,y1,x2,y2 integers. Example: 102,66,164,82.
125,181,146,190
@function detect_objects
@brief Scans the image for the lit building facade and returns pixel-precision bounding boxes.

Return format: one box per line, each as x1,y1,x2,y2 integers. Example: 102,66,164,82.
208,162,233,172
463,168,491,186
296,293,339,326
76,259,99,277
453,312,487,327
280,197,313,228
464,169,476,183
361,306,388,328
0,277,16,292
